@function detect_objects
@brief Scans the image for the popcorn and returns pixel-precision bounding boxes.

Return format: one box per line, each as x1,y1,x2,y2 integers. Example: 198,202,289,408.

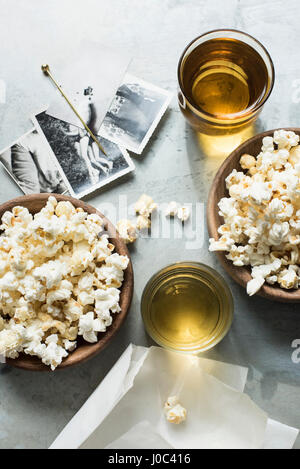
209,130,300,295
91,235,114,262
33,260,68,288
164,201,178,217
0,197,128,369
268,222,289,246
63,299,83,322
136,215,151,230
95,253,129,288
63,339,77,352
246,276,265,296
277,266,299,289
0,329,22,356
164,396,187,424
209,235,235,252
135,194,157,218
134,194,157,231
240,154,256,170
116,219,138,244
46,279,73,305
94,287,121,321
34,336,68,371
77,290,94,306
273,129,299,149
78,311,106,343
177,206,190,222
262,136,274,152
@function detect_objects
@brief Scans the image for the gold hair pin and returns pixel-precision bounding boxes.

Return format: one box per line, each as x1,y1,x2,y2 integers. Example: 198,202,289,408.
41,64,106,156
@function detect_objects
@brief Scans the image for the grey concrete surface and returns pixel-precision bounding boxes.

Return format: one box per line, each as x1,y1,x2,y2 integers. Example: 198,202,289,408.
0,0,300,449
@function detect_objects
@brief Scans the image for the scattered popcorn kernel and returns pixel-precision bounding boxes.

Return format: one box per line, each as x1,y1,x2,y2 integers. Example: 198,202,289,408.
165,201,178,217
136,215,151,230
117,219,138,244
177,206,190,222
164,396,187,424
135,194,157,218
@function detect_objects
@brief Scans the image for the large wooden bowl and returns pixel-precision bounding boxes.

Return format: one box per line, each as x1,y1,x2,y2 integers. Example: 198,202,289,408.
207,127,300,303
1,193,134,370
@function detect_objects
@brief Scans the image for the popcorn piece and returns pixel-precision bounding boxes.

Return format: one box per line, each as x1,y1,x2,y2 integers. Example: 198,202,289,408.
246,276,265,296
164,396,187,424
78,311,106,343
34,338,68,371
165,201,178,217
288,145,300,166
177,206,190,222
262,136,274,152
46,279,73,305
0,328,22,356
117,219,138,244
277,266,299,290
77,290,94,306
94,287,121,322
106,253,129,271
77,272,94,291
273,129,299,149
55,201,76,219
33,260,68,289
136,215,151,230
63,339,77,352
96,253,129,288
240,154,256,170
268,222,289,246
91,235,114,262
209,235,235,252
135,194,157,218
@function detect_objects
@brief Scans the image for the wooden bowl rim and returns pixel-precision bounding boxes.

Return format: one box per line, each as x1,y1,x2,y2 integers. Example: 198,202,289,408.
207,127,300,303
2,193,134,370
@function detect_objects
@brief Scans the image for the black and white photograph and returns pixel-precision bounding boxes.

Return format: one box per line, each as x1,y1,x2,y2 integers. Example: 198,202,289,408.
0,128,68,194
33,111,135,198
46,41,130,133
99,73,173,154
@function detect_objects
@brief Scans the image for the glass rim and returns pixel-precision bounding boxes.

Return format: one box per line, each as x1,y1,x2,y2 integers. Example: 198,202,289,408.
141,261,234,353
177,28,275,121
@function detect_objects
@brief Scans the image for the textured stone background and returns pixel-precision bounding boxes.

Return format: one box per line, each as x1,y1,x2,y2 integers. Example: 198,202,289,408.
0,0,300,449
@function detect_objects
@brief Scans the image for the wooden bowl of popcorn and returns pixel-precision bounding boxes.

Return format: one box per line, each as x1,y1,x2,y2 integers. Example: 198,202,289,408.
0,193,133,370
207,128,300,302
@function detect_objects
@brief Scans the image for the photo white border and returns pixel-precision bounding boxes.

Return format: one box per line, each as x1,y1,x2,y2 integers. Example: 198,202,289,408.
98,73,173,154
32,109,135,199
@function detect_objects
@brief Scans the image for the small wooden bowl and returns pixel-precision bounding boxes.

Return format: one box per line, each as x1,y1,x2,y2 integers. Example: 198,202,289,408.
2,193,134,370
207,127,300,303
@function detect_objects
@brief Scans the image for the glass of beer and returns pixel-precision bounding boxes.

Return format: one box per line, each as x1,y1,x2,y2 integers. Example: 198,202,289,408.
177,29,274,135
141,262,233,353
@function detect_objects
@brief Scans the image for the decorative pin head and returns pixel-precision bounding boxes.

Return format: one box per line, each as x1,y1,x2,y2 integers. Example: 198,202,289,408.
41,64,50,74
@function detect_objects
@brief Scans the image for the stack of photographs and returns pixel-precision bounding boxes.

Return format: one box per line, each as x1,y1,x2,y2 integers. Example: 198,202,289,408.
0,74,173,198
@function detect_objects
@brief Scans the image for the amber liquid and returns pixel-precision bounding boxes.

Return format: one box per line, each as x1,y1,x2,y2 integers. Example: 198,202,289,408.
179,38,269,130
150,276,220,350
